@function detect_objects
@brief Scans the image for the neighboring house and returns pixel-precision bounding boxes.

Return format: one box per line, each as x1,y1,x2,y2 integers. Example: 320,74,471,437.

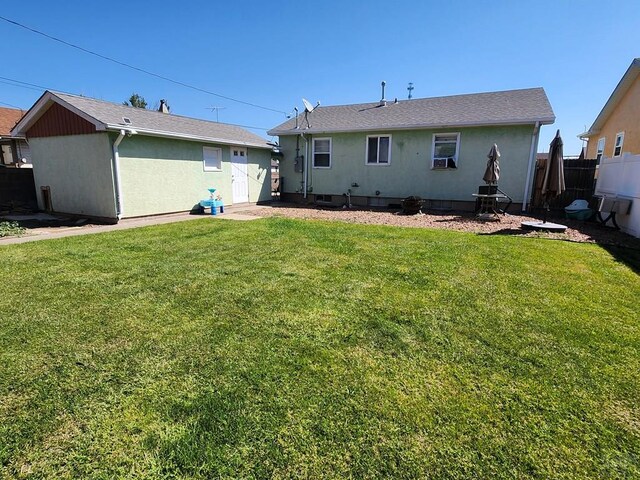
580,58,640,160
581,58,640,238
11,91,273,222
0,107,31,167
268,87,555,211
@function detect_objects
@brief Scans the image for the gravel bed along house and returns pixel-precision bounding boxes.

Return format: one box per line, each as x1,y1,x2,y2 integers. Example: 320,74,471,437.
241,203,640,248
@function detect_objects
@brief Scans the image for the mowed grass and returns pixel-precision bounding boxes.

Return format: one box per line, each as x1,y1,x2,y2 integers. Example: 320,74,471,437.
0,217,639,479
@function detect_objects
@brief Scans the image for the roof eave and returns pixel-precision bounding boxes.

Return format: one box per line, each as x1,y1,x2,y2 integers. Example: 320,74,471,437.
11,91,106,137
105,125,271,149
268,117,555,136
585,58,640,135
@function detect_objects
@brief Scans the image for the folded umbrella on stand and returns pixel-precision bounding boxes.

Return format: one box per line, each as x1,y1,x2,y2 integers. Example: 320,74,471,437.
521,130,567,232
483,143,500,185
541,130,566,223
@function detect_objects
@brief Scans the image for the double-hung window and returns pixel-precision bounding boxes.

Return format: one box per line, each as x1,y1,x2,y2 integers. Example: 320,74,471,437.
313,138,331,168
432,133,460,169
614,132,624,157
203,146,222,171
366,135,391,165
596,137,605,162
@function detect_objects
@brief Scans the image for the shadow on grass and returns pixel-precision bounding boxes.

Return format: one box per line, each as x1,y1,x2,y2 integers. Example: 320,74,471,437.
600,245,640,275
478,228,532,237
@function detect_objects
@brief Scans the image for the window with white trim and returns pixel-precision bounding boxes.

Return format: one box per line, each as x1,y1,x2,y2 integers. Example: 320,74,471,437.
596,137,605,162
366,135,391,165
313,138,331,168
614,132,624,157
432,133,460,169
203,146,222,171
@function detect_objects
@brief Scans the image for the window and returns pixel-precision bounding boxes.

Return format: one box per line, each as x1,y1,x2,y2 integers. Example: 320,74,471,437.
366,135,391,165
313,138,331,168
203,146,222,171
614,132,624,157
596,137,605,162
432,133,459,169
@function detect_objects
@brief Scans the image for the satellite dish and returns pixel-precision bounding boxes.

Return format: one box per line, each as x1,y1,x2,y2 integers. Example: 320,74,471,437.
302,98,314,113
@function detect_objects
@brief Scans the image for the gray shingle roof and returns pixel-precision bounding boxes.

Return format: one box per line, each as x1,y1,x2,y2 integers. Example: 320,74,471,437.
51,92,271,149
268,88,554,136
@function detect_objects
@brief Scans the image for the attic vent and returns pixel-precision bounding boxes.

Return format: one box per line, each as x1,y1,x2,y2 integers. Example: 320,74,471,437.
122,117,132,125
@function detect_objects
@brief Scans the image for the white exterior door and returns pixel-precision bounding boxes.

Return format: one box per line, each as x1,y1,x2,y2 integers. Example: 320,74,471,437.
231,148,249,203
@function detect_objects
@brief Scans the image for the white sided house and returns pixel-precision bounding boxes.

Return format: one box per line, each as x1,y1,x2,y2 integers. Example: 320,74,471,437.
268,87,555,211
12,91,273,222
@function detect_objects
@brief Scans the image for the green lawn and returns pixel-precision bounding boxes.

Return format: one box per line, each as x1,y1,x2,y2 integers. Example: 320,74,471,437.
1,218,639,479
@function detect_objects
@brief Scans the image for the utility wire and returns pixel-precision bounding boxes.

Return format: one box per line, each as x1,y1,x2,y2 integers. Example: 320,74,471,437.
0,99,24,109
0,15,288,115
1,74,270,130
0,76,52,92
0,74,270,131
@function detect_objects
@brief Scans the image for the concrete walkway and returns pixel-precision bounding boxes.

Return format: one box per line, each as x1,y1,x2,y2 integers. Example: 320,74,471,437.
0,204,265,246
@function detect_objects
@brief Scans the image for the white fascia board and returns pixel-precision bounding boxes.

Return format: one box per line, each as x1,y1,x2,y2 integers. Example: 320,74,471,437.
587,59,640,135
105,125,271,149
11,91,106,136
269,118,555,136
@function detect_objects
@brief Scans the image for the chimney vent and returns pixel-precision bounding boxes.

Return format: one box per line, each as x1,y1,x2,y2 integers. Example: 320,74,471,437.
380,81,387,106
158,99,170,114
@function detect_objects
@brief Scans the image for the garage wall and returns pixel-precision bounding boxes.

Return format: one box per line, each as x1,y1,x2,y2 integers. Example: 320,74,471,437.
116,135,272,218
28,133,117,219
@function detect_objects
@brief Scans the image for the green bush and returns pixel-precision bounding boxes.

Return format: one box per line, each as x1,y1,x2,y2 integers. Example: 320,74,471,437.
0,221,25,237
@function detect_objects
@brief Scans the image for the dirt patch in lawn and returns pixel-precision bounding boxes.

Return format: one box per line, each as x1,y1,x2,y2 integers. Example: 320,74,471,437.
241,203,640,249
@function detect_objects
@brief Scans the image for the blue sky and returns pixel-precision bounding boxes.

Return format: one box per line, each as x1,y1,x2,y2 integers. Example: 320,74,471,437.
1,1,639,154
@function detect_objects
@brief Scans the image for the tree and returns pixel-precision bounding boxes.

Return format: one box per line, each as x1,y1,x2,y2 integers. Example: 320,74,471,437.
123,93,147,109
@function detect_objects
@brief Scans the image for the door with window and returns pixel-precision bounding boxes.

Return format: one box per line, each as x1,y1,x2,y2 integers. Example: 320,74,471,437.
231,148,249,203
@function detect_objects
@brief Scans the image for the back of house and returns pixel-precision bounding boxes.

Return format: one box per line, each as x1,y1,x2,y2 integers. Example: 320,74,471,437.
268,86,555,211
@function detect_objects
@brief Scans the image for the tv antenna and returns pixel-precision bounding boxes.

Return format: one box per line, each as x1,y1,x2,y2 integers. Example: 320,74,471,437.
301,98,320,128
206,106,226,122
407,82,414,99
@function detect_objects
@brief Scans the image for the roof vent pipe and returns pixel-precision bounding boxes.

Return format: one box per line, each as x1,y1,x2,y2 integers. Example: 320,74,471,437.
158,99,170,114
380,81,387,106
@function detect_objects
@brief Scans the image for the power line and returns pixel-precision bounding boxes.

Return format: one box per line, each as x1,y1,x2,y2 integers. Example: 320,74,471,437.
0,100,23,109
0,74,270,130
0,76,52,92
0,15,287,115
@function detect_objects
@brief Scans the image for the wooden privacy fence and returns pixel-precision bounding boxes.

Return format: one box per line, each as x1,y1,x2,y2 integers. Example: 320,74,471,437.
531,158,598,210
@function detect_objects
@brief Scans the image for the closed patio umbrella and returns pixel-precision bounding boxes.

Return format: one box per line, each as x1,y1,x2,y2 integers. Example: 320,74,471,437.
541,130,566,223
521,130,567,232
483,143,500,184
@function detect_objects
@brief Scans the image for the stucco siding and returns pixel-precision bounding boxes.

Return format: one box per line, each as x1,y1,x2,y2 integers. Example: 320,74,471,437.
246,148,273,203
586,75,640,158
28,133,116,218
278,125,535,203
117,135,271,218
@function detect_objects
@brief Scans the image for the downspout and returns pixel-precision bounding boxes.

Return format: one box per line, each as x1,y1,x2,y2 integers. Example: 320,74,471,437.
111,130,127,220
522,121,540,212
304,134,310,199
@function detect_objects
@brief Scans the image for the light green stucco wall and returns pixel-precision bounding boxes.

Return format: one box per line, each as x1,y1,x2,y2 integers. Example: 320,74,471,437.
278,125,536,202
116,135,272,218
28,133,117,219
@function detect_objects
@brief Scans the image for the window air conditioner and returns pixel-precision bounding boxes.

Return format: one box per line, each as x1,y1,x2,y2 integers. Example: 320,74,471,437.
433,158,448,169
